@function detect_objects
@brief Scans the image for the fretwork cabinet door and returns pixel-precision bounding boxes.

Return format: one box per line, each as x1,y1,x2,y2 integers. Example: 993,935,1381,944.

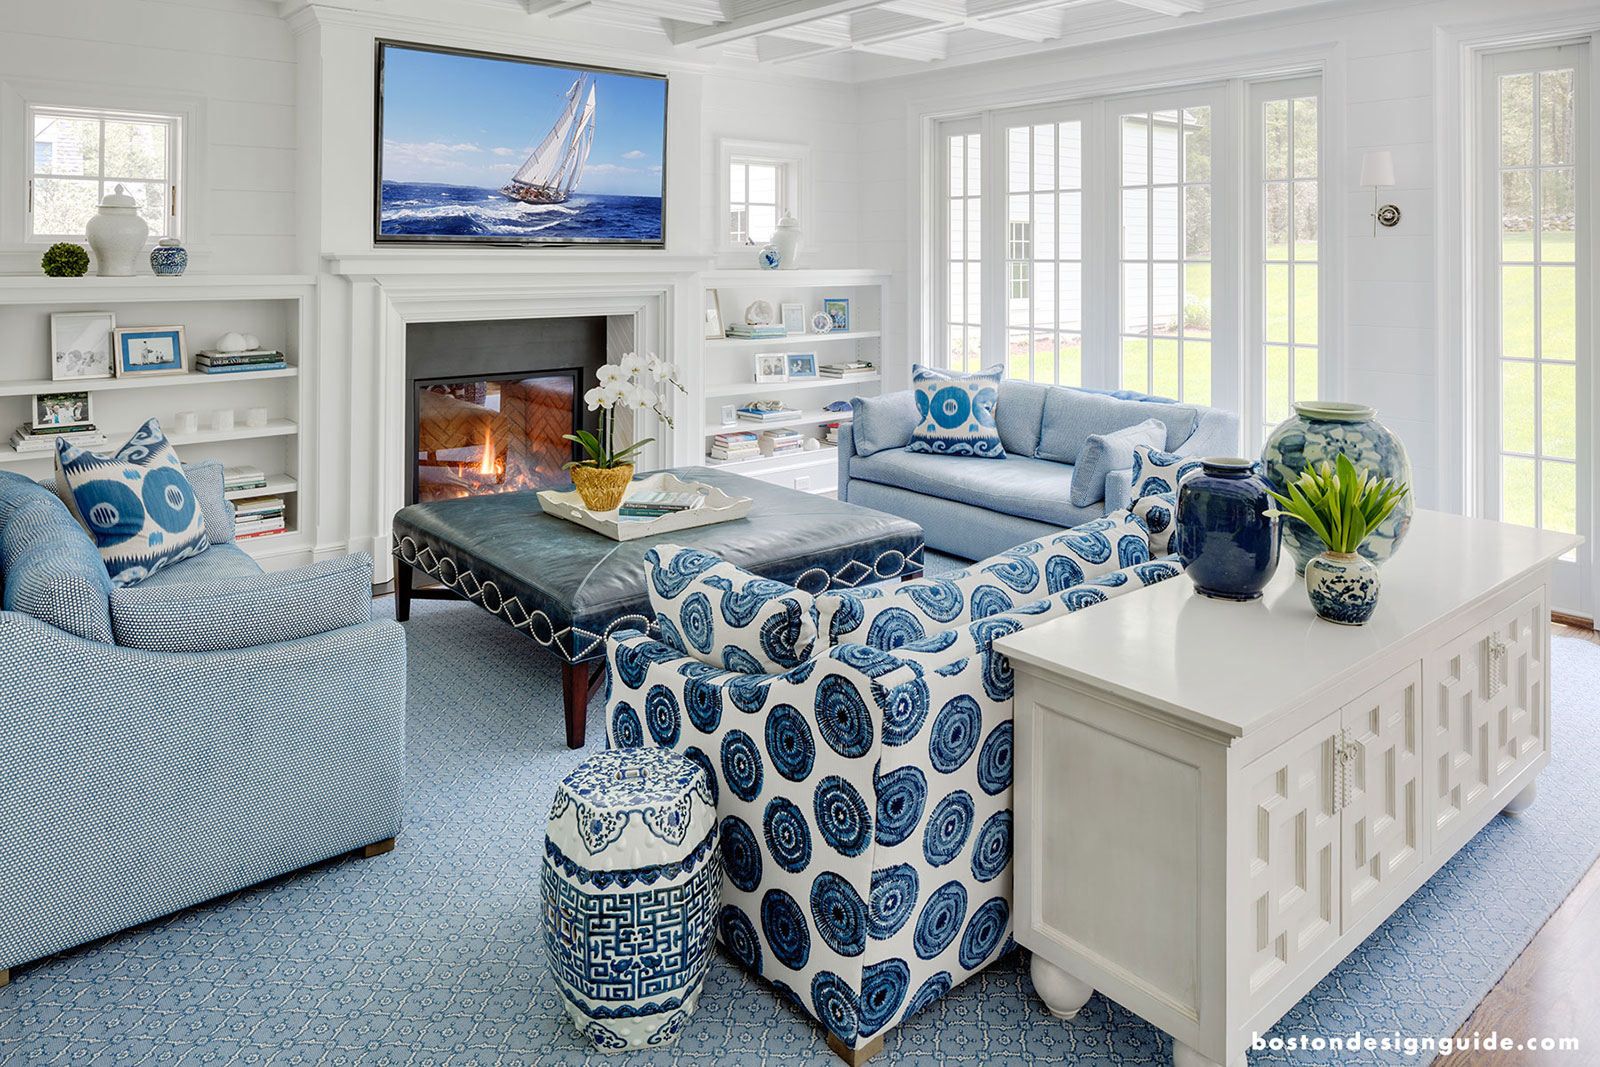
1425,589,1548,846
1240,710,1342,1001
1339,664,1424,931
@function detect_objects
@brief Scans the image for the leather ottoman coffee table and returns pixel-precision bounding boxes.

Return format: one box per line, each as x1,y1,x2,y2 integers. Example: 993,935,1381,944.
392,466,924,748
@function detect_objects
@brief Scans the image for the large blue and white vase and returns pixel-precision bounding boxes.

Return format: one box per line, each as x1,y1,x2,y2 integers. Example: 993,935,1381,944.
1174,457,1280,601
1262,401,1412,573
1305,550,1381,625
542,748,721,1052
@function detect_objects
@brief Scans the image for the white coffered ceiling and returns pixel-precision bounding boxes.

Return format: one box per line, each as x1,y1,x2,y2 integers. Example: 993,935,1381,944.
496,0,1335,78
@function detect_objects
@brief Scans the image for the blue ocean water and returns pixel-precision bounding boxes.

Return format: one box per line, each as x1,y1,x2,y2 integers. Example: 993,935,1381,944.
380,181,663,243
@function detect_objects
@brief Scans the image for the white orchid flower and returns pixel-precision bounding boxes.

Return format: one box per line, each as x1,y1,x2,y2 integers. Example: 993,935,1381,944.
618,352,647,379
595,364,625,385
583,386,607,411
624,386,657,410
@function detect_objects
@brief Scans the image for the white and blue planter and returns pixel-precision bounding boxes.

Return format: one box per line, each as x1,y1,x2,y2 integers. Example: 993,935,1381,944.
1263,401,1412,573
542,748,721,1052
1305,550,1381,625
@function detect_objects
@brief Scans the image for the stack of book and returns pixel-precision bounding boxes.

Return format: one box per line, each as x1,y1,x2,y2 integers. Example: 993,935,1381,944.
11,424,107,453
233,495,286,539
725,323,788,340
710,431,760,462
822,422,843,445
761,428,804,457
223,465,268,494
195,349,288,373
737,405,800,423
618,490,705,522
820,360,876,378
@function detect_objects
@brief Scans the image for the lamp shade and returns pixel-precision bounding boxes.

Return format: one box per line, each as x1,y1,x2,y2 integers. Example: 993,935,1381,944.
1359,149,1395,188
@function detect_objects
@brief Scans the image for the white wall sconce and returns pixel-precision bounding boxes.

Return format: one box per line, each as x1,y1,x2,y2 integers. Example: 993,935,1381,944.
1360,149,1400,235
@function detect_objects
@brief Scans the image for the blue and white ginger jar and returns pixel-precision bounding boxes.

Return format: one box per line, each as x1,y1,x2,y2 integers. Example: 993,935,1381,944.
150,238,187,276
543,748,721,1051
1305,550,1381,625
1262,401,1412,573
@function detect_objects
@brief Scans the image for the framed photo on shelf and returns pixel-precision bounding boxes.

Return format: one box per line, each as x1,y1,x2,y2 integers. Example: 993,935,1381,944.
50,311,116,381
720,404,738,425
780,302,806,335
786,353,818,379
754,352,789,384
704,289,725,340
823,298,849,331
113,326,187,377
32,390,94,433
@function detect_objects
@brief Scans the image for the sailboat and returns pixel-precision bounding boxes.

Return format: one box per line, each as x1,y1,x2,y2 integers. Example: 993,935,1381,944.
501,75,595,205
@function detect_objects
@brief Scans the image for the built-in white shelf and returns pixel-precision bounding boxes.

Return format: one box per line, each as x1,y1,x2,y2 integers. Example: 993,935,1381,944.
225,473,298,501
703,444,839,473
706,331,881,350
702,269,891,287
705,375,878,398
706,409,852,438
0,274,316,306
0,367,297,398
0,419,297,465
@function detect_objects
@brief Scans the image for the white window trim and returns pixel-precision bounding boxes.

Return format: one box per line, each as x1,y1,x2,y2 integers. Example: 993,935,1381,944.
0,80,206,269
714,138,809,263
1244,74,1329,455
26,103,184,243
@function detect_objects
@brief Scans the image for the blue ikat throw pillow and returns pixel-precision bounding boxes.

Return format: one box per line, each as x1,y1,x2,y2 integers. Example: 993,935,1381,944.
906,363,1006,459
53,418,210,587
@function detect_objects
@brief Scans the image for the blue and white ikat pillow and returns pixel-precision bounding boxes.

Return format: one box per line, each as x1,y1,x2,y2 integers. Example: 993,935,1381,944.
53,418,210,587
1129,443,1205,498
905,364,1005,459
645,543,820,674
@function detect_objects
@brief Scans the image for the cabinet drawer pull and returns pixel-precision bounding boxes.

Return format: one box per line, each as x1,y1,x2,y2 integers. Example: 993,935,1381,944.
1487,634,1509,698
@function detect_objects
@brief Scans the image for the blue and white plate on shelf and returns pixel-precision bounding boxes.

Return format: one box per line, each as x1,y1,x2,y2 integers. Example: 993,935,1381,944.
810,311,833,333
756,243,782,270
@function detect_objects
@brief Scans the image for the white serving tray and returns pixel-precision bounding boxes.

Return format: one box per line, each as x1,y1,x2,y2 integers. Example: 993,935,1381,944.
536,472,753,542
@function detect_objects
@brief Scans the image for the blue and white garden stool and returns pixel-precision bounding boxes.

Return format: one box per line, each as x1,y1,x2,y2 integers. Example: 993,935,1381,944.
542,747,721,1051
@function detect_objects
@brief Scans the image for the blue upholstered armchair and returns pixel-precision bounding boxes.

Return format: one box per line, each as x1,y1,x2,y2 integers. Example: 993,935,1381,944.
602,513,1184,1061
0,466,407,987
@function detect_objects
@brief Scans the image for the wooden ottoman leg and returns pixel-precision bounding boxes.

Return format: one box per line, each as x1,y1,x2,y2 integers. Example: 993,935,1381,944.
827,1032,885,1065
0,968,9,988
561,659,590,749
395,564,412,622
362,837,397,858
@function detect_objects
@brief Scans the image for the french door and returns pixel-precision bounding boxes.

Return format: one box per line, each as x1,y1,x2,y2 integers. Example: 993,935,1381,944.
1479,43,1593,616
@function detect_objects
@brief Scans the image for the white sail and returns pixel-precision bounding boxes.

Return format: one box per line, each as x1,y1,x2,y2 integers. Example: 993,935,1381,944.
511,79,582,187
560,86,597,195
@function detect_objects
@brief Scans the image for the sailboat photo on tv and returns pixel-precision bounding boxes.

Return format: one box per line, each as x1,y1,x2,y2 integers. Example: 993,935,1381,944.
375,41,666,246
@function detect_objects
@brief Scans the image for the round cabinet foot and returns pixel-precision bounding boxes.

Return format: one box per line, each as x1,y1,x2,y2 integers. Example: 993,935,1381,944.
1503,780,1538,816
1173,1041,1247,1067
1030,955,1094,1021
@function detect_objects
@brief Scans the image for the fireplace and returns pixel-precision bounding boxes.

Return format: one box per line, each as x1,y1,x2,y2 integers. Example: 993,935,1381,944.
405,316,607,504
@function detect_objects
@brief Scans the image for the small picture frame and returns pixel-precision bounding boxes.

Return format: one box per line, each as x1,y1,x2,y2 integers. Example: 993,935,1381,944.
704,289,725,340
32,390,94,432
719,404,738,425
824,298,850,332
786,353,818,379
754,352,789,384
50,311,116,381
781,302,806,335
114,326,187,376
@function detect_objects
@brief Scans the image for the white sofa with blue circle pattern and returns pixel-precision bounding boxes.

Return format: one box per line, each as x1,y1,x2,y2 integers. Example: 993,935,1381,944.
603,510,1182,1060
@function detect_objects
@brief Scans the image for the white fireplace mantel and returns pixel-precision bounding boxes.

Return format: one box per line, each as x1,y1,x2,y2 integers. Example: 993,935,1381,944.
320,255,708,581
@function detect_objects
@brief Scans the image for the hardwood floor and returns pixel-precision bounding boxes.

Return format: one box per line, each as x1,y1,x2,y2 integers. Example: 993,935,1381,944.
1435,620,1598,1066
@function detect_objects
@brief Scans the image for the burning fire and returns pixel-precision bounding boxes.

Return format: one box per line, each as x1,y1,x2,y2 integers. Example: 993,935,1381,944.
479,427,498,476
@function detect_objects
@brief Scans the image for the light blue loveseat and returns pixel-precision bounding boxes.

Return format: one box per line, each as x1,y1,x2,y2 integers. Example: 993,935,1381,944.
0,464,406,985
840,380,1240,560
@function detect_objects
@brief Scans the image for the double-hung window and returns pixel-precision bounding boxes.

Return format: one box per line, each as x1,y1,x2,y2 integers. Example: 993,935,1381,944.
935,76,1321,430
28,105,181,241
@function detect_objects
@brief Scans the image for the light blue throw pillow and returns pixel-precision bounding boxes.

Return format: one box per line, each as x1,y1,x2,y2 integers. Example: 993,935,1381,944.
53,418,210,587
906,364,1006,459
1069,417,1167,507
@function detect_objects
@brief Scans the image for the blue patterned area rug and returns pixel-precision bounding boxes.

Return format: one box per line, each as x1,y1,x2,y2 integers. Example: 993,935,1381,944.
2,597,1597,1067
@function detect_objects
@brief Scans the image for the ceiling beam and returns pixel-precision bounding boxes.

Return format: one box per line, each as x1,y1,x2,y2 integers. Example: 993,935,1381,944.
667,0,885,47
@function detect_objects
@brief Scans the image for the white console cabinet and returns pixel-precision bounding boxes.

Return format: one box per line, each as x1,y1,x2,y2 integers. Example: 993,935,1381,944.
994,511,1579,1067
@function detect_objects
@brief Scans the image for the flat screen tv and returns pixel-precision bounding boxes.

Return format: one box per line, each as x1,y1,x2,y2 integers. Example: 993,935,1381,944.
374,41,666,247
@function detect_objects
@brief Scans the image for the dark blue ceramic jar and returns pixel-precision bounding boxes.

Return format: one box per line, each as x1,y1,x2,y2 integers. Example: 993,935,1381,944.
1174,457,1281,601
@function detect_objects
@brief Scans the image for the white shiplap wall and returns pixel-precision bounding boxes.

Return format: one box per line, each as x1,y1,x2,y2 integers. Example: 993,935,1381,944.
854,0,1598,511
0,0,299,275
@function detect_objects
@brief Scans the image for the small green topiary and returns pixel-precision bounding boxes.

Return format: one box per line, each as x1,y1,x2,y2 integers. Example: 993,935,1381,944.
41,242,90,278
